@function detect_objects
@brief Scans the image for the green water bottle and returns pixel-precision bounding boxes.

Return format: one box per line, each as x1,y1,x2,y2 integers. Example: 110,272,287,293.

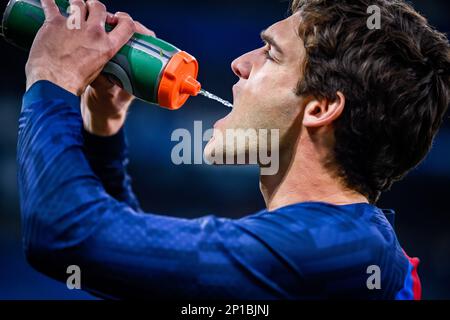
1,0,202,109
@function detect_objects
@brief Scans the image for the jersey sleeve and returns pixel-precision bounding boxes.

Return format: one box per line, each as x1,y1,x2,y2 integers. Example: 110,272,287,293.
82,127,141,212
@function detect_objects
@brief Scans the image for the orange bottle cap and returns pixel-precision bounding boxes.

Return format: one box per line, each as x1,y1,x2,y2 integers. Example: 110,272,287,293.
157,51,201,110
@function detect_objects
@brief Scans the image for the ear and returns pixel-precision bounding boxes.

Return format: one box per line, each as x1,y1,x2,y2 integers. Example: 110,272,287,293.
303,91,345,128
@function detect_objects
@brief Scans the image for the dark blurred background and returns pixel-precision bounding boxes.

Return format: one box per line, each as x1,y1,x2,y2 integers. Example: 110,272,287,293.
0,0,449,299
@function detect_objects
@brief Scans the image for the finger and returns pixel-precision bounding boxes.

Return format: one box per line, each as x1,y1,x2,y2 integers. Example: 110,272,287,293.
91,73,116,90
108,12,136,53
106,12,118,26
68,0,87,21
86,0,107,28
41,0,61,20
135,21,156,37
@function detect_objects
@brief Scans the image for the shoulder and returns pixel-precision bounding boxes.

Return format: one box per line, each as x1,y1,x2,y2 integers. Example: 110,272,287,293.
235,202,410,299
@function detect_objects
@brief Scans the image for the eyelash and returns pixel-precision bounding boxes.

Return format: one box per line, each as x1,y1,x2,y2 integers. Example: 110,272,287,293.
263,44,275,61
264,49,274,61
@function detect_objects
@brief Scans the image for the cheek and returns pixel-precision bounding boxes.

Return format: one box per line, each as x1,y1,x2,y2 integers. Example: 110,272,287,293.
230,92,302,141
242,66,298,104
265,98,302,135
246,66,282,95
229,65,303,131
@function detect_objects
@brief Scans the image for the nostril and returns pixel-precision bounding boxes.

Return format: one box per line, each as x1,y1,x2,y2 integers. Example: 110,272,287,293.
231,60,241,78
232,52,253,79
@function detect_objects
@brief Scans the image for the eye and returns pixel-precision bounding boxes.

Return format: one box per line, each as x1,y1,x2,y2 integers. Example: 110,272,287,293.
264,48,275,61
263,43,275,61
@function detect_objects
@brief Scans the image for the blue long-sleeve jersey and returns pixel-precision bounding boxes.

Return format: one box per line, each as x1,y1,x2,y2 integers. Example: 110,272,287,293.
18,81,421,299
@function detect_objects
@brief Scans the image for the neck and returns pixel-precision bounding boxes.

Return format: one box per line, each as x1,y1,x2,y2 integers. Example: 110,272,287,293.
260,133,368,212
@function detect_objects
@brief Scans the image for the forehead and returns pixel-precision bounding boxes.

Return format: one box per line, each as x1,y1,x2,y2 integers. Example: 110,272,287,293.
265,12,304,59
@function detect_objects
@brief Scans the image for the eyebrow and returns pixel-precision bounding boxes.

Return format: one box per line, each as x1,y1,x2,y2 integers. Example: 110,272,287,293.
260,30,285,56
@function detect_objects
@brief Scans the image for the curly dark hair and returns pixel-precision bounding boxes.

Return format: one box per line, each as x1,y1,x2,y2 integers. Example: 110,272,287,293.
291,0,450,203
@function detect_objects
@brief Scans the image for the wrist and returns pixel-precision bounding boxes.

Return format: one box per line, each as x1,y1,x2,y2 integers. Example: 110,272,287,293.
26,65,85,96
82,103,127,137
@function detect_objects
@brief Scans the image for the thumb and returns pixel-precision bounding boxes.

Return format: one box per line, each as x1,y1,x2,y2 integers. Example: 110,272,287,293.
135,21,156,37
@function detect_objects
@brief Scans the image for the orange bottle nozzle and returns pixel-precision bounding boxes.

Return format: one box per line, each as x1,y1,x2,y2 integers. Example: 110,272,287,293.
181,76,201,96
157,51,201,110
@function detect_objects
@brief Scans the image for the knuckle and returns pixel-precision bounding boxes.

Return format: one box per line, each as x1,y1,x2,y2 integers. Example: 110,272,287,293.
107,49,116,60
97,2,107,11
89,24,105,37
46,15,61,23
126,24,136,35
105,44,116,58
72,0,85,7
119,17,135,32
115,11,131,19
88,0,106,11
126,19,135,28
46,18,60,26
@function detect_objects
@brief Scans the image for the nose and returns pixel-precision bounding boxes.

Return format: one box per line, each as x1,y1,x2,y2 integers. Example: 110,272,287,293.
231,51,253,79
